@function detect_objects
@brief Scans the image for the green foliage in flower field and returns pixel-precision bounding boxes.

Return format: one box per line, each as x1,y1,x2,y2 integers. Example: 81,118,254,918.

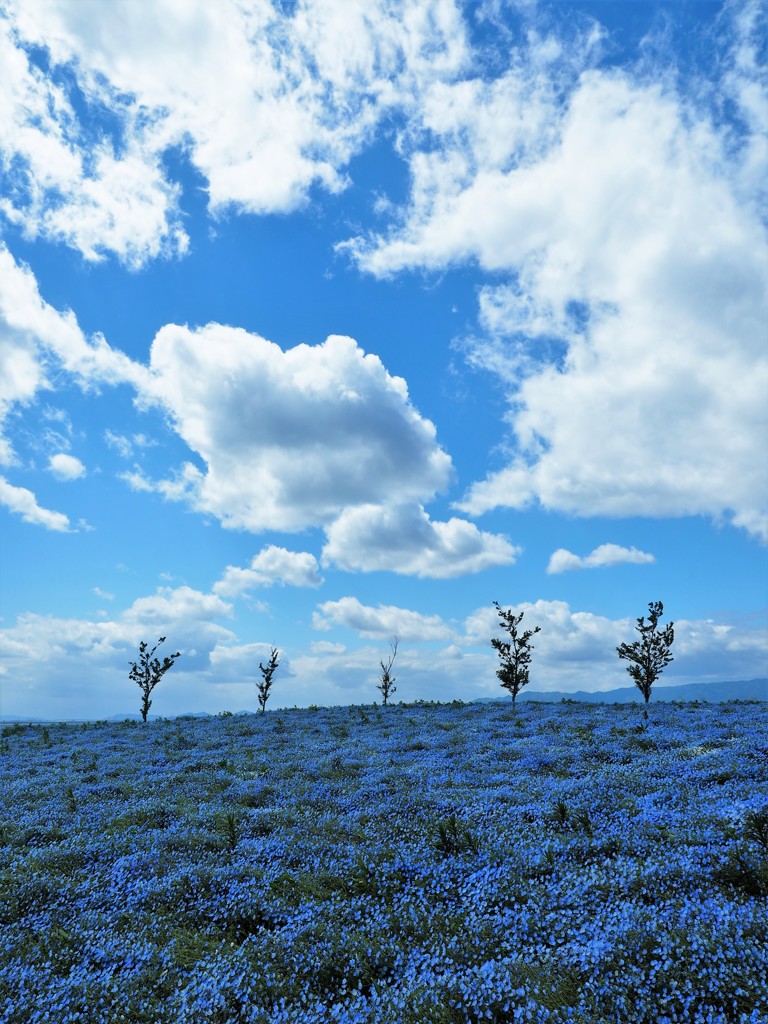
1,699,766,1023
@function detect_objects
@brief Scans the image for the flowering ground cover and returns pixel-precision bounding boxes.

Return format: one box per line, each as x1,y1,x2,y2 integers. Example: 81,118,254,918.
2,699,767,1024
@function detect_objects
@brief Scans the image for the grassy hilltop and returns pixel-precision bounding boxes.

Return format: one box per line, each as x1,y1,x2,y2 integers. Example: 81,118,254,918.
2,700,767,1023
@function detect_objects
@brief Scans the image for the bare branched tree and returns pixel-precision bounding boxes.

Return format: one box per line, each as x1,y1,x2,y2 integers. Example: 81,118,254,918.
129,637,181,722
378,637,398,706
257,647,280,713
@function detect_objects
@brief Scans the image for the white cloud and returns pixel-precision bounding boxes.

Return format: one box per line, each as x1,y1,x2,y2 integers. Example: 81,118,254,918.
0,14,187,267
2,0,468,265
0,249,154,541
0,247,150,464
0,475,71,531
547,543,655,574
104,432,134,459
322,502,520,578
105,431,158,458
0,583,237,717
2,585,232,666
343,19,767,542
209,642,284,684
139,325,452,532
0,248,54,465
722,0,768,201
214,546,324,597
310,640,347,655
48,452,86,481
465,599,627,678
115,587,234,669
313,596,452,642
119,464,177,495
137,324,517,577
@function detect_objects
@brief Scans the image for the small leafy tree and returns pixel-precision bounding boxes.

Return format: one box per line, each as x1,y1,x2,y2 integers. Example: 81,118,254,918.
378,637,398,706
129,637,181,722
491,602,541,705
617,600,675,706
257,647,280,713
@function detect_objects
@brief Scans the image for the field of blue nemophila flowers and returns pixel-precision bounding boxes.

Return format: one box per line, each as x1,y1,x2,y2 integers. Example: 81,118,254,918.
2,699,767,1024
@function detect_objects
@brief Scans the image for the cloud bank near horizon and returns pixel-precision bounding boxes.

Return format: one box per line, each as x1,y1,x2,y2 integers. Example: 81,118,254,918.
2,586,765,718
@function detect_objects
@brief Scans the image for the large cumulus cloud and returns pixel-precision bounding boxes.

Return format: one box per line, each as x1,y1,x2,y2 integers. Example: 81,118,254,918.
137,325,454,532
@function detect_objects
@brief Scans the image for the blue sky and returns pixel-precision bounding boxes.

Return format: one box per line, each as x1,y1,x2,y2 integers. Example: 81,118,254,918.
1,0,766,720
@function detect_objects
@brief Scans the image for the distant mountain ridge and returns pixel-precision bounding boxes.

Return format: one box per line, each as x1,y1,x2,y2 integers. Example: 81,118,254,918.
506,677,768,704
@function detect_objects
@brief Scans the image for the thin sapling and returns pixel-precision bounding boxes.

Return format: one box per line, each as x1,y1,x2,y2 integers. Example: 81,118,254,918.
129,637,181,722
378,637,398,706
257,647,280,713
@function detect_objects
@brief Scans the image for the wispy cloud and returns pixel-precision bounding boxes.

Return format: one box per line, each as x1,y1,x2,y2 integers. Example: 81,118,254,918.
104,431,158,459
0,247,150,462
104,433,133,459
0,475,70,531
